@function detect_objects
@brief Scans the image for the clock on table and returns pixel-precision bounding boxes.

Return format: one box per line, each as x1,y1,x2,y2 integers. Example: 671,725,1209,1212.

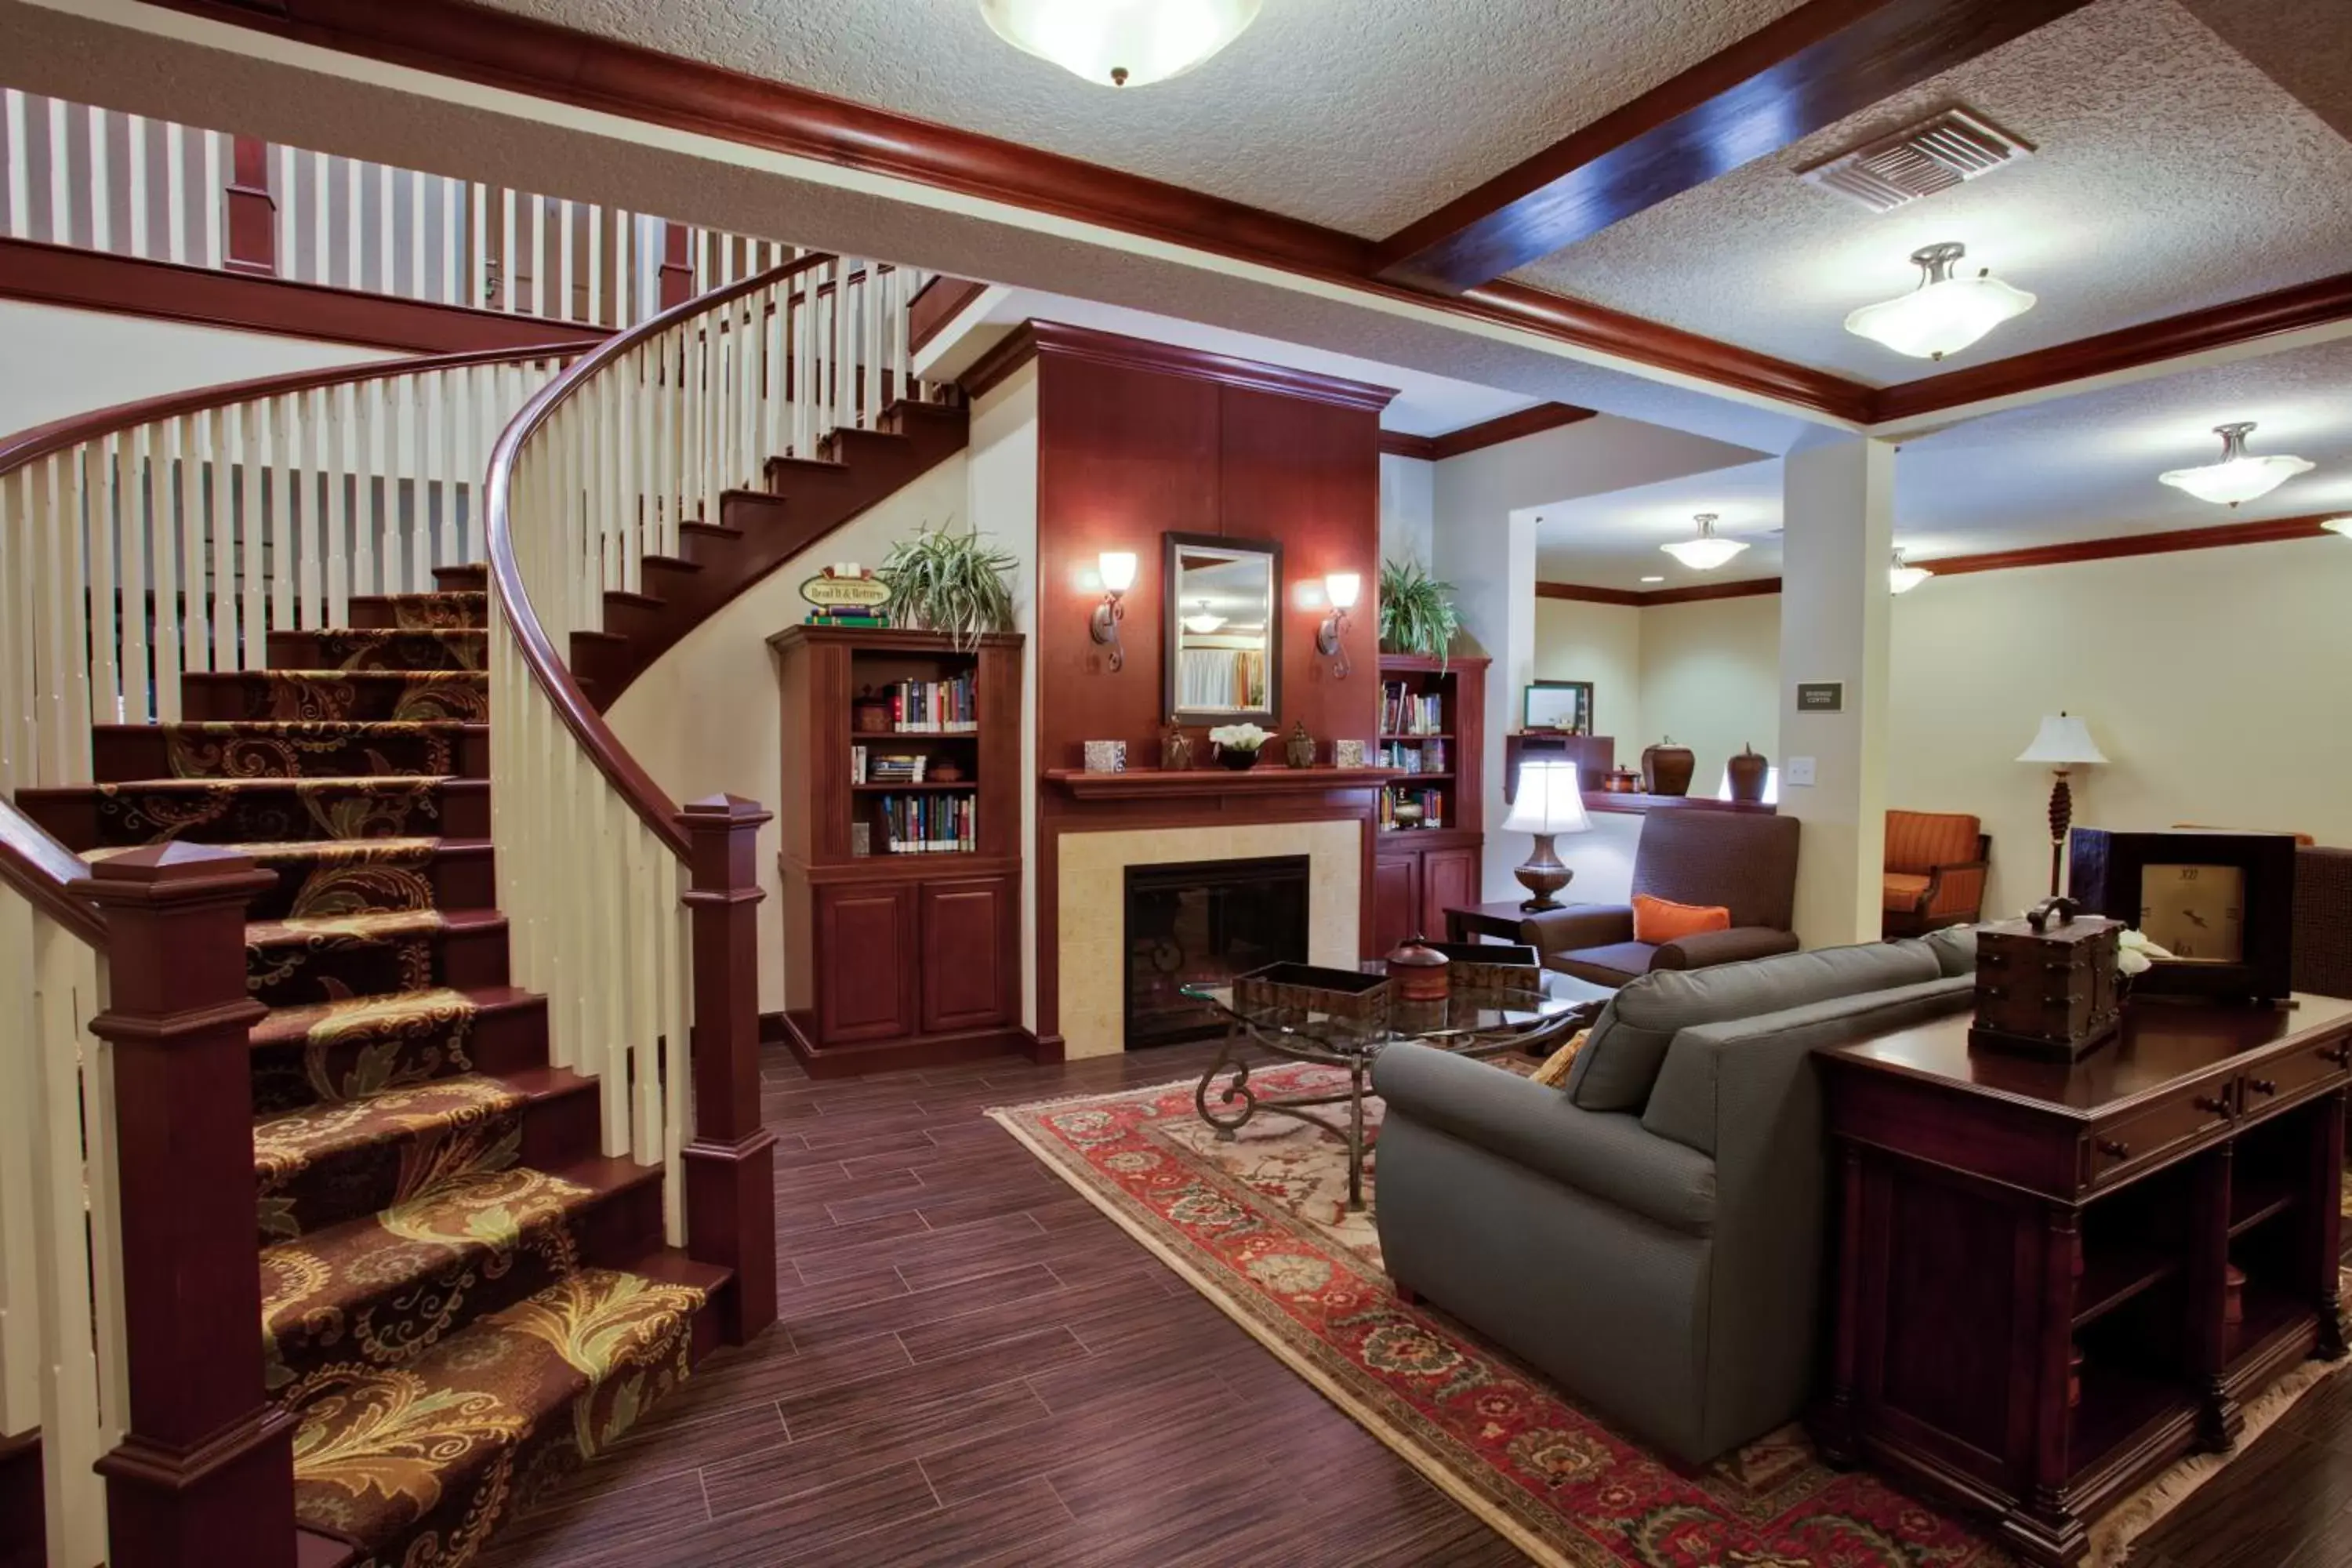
2066,828,2297,1003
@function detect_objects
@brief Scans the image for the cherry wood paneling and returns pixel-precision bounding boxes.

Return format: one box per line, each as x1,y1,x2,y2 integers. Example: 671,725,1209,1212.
1372,856,1417,960
1374,0,2094,291
1420,847,1480,938
919,877,1017,1035
907,275,990,353
0,238,608,354
814,883,917,1045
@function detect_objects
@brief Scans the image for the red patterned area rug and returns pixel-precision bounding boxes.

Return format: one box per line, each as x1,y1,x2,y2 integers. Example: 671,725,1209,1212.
989,1063,2347,1568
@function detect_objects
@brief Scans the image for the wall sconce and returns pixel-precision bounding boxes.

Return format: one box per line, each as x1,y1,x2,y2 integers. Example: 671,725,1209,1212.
1316,572,1359,678
1092,551,1136,670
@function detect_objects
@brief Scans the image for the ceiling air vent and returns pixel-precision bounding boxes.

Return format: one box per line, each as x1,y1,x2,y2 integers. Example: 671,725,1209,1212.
1799,109,2034,213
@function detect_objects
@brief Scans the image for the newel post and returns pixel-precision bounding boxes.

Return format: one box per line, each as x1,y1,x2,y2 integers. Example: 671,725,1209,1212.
677,794,778,1344
74,844,295,1568
223,137,278,277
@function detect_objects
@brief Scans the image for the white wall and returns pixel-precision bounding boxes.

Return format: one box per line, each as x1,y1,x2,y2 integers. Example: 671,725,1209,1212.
1534,597,1640,744
1640,594,1781,800
0,300,398,434
1378,452,1433,571
605,453,973,1014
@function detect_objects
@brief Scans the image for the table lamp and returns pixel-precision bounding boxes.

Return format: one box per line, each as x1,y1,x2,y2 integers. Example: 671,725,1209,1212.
1500,760,1592,911
2016,712,2107,897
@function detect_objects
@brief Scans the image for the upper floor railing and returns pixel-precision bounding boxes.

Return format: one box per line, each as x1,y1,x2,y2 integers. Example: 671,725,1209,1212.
2,87,796,330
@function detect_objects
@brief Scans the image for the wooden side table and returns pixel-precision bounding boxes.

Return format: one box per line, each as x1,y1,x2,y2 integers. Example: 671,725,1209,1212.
1443,898,1541,945
1814,997,2351,1566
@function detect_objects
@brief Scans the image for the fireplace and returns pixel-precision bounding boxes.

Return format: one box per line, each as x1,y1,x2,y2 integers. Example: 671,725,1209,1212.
1123,855,1310,1047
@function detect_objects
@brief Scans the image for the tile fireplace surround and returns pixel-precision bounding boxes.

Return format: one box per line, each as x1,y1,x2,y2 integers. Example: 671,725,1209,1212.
1056,820,1363,1058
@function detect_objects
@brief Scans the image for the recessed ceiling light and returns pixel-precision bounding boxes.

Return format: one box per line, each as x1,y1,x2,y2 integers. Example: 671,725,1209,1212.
1843,241,2036,361
978,0,1261,87
1889,550,1933,593
2158,422,2314,507
1640,575,1665,584
1660,514,1749,572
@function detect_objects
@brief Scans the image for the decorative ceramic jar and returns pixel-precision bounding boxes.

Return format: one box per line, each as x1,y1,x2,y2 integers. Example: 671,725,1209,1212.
1161,725,1193,771
1641,736,1695,797
1285,720,1316,770
1385,935,1451,1003
1218,744,1259,771
1726,743,1770,803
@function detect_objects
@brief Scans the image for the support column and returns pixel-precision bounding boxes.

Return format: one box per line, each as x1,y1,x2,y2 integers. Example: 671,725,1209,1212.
75,844,293,1568
1780,436,1895,947
677,794,778,1345
1434,502,1538,902
223,137,276,277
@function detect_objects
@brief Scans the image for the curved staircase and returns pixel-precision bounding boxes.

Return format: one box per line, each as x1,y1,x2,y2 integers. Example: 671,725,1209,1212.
20,570,725,1566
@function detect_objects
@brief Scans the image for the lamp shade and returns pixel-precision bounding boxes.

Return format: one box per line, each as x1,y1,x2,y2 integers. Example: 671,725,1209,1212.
1324,572,1361,610
1501,761,1591,836
978,0,1261,88
1097,551,1138,593
2016,713,2107,767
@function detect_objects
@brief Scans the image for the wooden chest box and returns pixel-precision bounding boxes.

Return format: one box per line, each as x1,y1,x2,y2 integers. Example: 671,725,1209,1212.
1970,898,2123,1060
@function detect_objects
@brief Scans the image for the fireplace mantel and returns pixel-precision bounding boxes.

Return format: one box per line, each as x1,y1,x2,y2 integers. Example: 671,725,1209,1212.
1043,765,1402,802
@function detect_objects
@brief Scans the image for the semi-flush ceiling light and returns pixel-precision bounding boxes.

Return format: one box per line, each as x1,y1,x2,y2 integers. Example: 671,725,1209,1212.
978,0,1261,88
1842,241,2036,361
1183,600,1226,634
1888,549,1933,593
2157,422,2315,507
1661,513,1749,572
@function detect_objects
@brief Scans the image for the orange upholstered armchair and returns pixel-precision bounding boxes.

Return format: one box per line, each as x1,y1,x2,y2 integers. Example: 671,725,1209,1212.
1882,810,1990,938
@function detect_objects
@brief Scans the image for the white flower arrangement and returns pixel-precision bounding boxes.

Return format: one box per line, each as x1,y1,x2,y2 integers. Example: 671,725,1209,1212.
2117,928,2172,977
1208,722,1271,753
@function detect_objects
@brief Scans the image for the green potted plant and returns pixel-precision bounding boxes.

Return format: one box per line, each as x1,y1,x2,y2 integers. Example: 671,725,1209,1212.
877,520,1018,649
1377,557,1461,668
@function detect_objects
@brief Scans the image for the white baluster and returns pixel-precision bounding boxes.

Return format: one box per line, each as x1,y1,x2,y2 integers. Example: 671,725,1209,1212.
44,97,68,249
89,436,122,728
310,150,330,289
207,405,235,673
85,106,109,253
343,155,362,290
125,114,147,259
120,426,151,724
2,89,27,240
201,129,223,270
151,419,183,724
240,402,265,665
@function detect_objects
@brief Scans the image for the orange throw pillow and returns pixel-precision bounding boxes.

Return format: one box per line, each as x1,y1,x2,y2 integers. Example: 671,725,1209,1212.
1632,894,1731,946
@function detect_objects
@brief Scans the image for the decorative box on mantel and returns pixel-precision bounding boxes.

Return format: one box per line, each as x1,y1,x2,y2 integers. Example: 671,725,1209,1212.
1969,897,2124,1061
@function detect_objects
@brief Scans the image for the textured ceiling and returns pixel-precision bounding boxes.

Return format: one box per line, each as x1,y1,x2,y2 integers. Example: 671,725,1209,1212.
1513,0,2352,387
1537,338,2352,587
463,0,1806,237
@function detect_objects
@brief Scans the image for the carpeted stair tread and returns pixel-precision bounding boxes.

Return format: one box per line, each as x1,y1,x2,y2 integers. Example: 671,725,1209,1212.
241,908,514,1013
269,627,489,673
93,835,492,921
348,590,489,630
260,1157,662,1393
184,669,489,724
246,985,546,1114
27,776,479,850
285,1266,706,1563
255,1066,594,1243
93,720,489,781
249,982,540,1047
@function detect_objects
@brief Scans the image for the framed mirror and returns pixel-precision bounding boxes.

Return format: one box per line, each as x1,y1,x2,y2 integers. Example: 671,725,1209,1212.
1163,532,1282,725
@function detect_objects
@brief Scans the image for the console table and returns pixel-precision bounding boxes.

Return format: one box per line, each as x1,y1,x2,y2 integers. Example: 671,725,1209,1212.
1814,996,2350,1566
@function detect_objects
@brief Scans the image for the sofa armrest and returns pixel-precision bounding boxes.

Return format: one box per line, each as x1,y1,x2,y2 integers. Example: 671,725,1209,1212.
1520,904,1634,958
1652,926,1801,971
1371,1043,1716,1233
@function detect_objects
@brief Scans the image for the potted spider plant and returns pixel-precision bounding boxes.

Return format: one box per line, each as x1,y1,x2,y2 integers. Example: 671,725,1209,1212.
877,519,1019,649
1377,557,1461,668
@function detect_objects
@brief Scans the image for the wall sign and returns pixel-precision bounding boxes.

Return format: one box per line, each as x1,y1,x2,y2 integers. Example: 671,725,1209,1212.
1795,681,1845,713
800,565,890,608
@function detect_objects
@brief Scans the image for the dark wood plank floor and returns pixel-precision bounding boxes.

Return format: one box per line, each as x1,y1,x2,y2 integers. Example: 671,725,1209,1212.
477,1040,2351,1567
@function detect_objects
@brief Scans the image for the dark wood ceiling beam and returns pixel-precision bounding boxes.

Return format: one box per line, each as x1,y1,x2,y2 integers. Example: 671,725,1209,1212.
1374,0,2092,293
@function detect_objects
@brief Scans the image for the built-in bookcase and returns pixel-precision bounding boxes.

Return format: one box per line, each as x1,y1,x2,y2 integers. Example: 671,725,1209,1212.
768,625,1025,1075
1371,652,1488,956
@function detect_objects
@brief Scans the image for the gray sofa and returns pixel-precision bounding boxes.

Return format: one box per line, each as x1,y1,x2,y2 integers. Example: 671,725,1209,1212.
1370,930,1978,1467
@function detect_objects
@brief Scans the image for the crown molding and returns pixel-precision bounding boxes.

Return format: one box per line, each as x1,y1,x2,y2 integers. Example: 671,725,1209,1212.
1379,402,1599,463
1537,577,1782,607
964,320,1399,411
1375,0,2093,292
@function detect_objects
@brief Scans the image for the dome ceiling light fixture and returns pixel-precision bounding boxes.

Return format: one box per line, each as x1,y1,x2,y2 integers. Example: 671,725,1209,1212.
1182,600,1227,634
2157,422,2315,507
978,0,1262,88
1660,514,1750,572
1842,241,2036,361
1888,549,1933,593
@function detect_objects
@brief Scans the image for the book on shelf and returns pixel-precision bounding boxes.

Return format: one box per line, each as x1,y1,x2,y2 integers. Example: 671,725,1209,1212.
1377,739,1449,775
805,607,889,627
1378,784,1446,831
1380,681,1444,737
851,746,929,785
874,671,980,733
864,792,978,855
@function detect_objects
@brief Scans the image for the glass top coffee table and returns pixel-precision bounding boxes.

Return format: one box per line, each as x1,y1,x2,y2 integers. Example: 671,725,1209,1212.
1178,967,1613,1212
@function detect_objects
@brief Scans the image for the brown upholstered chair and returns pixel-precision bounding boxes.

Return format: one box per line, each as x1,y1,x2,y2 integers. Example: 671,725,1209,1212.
1520,811,1801,986
1881,810,1990,938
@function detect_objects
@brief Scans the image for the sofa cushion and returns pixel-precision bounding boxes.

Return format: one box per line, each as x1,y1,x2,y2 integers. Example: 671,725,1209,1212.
1922,924,1978,977
1886,810,1980,875
1565,940,1943,1112
1548,941,1657,987
1882,873,1931,912
1634,894,1731,944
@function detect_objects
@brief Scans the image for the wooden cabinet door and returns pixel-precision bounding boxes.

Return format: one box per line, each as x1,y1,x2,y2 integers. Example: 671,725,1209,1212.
815,882,917,1044
919,877,1015,1035
1421,848,1480,938
1372,855,1418,960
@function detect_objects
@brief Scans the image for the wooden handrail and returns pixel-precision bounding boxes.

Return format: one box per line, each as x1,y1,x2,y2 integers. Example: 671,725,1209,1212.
0,798,104,949
483,250,842,861
0,341,590,477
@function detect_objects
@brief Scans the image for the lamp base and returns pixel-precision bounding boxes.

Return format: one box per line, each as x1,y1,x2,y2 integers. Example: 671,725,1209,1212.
1515,833,1574,913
